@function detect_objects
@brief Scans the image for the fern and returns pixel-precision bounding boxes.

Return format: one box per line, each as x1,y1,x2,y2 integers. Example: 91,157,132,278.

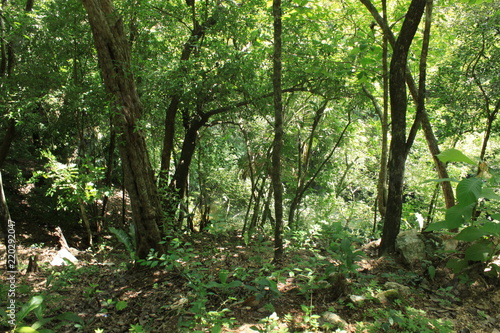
109,226,136,261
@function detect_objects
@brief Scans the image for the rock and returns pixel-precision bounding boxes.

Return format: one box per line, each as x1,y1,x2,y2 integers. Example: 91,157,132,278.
350,295,368,303
443,238,458,252
50,247,79,266
384,282,411,295
322,311,347,328
376,289,401,304
396,230,426,264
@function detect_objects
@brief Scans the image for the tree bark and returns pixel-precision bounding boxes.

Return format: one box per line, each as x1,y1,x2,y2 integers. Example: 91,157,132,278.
359,0,455,210
272,0,284,263
159,13,217,188
81,0,165,258
379,0,426,255
362,84,388,220
165,116,206,228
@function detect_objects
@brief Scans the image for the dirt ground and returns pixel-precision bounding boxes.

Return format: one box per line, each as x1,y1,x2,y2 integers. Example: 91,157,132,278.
1,231,499,333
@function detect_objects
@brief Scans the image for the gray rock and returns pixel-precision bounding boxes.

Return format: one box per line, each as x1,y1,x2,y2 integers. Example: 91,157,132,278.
349,295,368,303
384,282,411,295
396,230,426,264
322,311,347,328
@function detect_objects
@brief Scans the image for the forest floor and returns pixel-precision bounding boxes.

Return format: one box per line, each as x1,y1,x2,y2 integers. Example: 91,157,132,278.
1,229,500,333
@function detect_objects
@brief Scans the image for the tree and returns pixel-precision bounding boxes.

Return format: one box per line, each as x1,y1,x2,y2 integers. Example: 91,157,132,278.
272,0,284,263
0,0,35,167
360,0,455,213
379,0,427,254
158,1,217,190
81,0,165,258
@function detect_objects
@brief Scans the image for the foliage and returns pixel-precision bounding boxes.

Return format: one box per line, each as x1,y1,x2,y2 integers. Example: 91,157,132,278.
3,0,500,331
363,306,454,333
13,295,83,333
109,224,137,262
138,238,196,272
31,151,107,211
46,263,100,291
426,149,500,276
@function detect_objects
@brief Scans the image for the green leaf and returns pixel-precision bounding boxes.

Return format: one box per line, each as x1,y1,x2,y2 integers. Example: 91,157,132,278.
109,227,135,258
115,301,128,311
219,270,229,285
456,178,482,205
455,226,486,241
465,241,494,261
428,265,436,280
490,213,500,221
210,325,222,333
17,296,44,322
31,317,54,330
226,280,243,288
445,204,474,230
425,220,449,232
437,149,476,165
480,187,500,200
205,281,222,288
480,221,500,237
56,312,83,324
15,327,39,333
446,258,468,273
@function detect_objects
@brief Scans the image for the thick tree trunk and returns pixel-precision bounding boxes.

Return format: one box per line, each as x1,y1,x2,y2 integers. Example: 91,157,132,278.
272,0,284,263
379,0,426,255
82,0,165,258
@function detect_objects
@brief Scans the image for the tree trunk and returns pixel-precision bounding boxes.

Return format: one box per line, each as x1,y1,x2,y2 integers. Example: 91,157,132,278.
165,116,207,229
0,0,33,168
159,11,217,189
379,0,426,255
359,0,455,210
81,0,165,258
362,84,388,220
289,114,351,228
379,0,389,220
288,101,327,228
272,0,284,263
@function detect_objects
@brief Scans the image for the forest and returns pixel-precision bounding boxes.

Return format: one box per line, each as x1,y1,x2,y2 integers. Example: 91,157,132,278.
0,0,499,331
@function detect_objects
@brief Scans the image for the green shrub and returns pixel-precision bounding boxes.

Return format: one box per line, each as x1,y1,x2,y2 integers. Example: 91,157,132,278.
426,149,500,277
